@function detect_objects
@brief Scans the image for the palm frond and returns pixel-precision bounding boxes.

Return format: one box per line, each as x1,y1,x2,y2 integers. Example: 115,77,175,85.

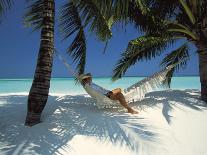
168,28,198,40
112,35,174,81
0,0,12,21
74,0,113,41
127,0,157,32
60,2,86,75
112,0,130,21
179,0,196,24
102,40,108,54
188,0,199,16
67,28,86,75
0,0,12,12
24,0,45,31
160,43,190,87
148,0,179,18
59,2,82,40
187,0,206,21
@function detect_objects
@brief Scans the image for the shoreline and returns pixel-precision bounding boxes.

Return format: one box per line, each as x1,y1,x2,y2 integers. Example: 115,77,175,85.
0,88,201,97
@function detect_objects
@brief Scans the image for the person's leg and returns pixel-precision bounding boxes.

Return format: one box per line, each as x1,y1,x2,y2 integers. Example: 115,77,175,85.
109,93,138,114
111,88,122,95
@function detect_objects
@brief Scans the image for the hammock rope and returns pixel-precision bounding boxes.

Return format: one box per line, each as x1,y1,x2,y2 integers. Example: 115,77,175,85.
54,49,79,79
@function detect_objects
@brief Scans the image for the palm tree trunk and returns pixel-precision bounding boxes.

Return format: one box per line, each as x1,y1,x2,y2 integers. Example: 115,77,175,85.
198,51,207,103
197,15,207,103
25,0,55,126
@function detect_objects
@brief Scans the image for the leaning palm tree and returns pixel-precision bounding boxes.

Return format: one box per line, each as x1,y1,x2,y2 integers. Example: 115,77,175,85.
112,0,207,102
24,0,55,126
25,0,114,126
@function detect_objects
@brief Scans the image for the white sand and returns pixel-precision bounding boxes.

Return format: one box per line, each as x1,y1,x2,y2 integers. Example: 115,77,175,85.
0,89,207,155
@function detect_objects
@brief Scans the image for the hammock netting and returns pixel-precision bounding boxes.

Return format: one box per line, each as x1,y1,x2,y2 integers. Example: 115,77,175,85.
83,65,173,108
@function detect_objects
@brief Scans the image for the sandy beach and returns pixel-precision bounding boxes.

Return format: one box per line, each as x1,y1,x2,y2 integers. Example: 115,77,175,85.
1,89,207,155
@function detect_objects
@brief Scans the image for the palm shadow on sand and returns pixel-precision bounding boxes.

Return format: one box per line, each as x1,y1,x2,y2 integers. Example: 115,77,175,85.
0,94,157,155
131,89,207,124
1,89,205,155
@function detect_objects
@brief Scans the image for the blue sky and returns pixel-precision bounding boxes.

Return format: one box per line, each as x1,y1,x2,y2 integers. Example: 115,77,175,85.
0,1,199,78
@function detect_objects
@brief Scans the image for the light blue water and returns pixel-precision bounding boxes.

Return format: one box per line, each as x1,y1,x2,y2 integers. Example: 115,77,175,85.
0,76,200,95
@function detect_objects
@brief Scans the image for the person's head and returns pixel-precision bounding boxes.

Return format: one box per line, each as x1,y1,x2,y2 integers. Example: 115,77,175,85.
79,73,92,85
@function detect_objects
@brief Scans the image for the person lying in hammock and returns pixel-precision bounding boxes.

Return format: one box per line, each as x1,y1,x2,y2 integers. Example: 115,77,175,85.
79,73,138,114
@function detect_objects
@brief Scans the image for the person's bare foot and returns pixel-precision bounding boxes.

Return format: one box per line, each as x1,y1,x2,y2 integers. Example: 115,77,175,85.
127,108,139,114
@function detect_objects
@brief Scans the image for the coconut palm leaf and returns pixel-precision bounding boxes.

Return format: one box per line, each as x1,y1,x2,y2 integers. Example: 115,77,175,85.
60,2,82,40
148,0,179,18
188,0,203,17
112,35,174,81
0,0,12,21
24,0,44,31
127,0,159,32
179,0,196,24
0,0,12,13
68,28,86,75
110,0,207,102
168,28,198,40
74,0,113,41
60,2,86,75
160,43,190,86
60,0,118,74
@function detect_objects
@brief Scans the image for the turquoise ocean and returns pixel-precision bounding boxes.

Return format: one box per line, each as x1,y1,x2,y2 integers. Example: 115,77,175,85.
0,76,200,95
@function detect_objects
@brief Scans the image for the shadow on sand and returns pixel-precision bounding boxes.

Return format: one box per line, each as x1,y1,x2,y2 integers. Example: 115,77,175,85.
0,94,155,155
0,89,206,155
132,89,207,124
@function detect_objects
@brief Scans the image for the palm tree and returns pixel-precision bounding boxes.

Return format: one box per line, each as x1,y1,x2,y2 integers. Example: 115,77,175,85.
24,0,163,126
112,0,207,102
24,0,114,126
24,0,55,126
0,0,12,22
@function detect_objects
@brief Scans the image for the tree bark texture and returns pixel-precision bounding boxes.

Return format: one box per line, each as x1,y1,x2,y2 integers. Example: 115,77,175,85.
25,0,55,126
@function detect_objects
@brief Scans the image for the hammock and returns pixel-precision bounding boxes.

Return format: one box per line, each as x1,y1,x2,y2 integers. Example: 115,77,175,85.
83,66,172,108
55,49,174,108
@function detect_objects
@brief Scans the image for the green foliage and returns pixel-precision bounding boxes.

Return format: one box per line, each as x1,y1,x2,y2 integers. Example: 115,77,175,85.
60,0,116,75
112,35,174,81
112,0,207,87
24,0,45,31
160,43,190,86
179,0,195,24
148,0,179,18
60,2,82,40
168,26,198,40
70,0,113,41
68,28,86,75
60,2,86,75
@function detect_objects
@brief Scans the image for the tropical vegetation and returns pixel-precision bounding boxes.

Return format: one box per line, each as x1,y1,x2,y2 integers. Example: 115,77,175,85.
3,0,206,126
112,0,207,102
